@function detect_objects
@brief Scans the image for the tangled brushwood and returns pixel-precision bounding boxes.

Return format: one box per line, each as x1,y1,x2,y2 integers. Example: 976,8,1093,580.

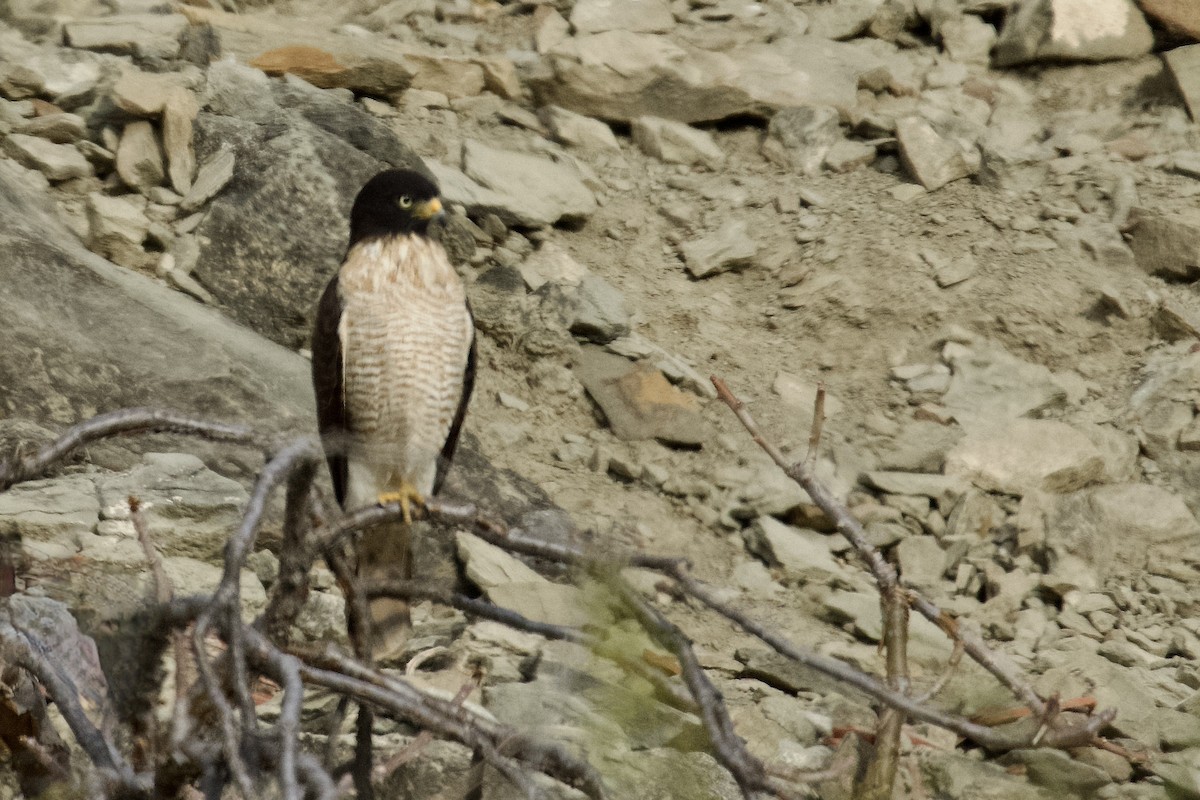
0,381,1132,800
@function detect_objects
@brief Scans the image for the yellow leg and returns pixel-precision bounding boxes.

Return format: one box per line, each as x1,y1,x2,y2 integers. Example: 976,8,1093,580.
377,479,424,524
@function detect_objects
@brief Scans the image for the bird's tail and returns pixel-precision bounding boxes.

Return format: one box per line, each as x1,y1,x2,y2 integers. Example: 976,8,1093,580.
358,519,412,662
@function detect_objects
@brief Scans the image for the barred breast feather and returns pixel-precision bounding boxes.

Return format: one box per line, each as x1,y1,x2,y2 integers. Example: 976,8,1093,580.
335,235,474,510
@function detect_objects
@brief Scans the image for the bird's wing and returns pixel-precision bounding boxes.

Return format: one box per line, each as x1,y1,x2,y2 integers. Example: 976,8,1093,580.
434,303,476,495
311,274,349,506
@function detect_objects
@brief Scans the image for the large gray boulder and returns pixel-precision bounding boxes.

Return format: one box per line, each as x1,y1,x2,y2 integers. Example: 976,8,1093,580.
0,162,311,447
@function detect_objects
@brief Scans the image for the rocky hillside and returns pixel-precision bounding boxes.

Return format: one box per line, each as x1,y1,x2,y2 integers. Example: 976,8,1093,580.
4,0,1200,797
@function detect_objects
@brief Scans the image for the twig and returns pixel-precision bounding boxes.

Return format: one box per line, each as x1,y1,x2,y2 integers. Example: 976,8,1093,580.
0,624,148,794
192,437,322,798
859,582,909,799
606,575,800,800
261,458,321,644
804,381,825,468
362,579,696,713
0,408,261,491
376,672,480,778
322,541,375,799
913,640,964,705
277,641,606,799
710,377,1100,732
971,696,1096,728
131,497,174,605
131,496,189,770
320,499,688,574
662,563,1105,750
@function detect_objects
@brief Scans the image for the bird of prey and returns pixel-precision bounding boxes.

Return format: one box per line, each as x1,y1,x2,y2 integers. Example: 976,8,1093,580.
311,169,476,650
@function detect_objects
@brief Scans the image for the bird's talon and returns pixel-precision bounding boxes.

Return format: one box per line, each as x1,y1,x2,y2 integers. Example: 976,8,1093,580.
378,484,424,524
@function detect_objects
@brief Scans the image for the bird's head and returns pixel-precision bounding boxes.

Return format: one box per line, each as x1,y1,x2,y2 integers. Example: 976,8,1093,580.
348,169,445,246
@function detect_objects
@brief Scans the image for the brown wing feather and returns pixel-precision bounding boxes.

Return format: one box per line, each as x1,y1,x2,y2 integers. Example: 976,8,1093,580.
434,305,476,494
311,274,349,507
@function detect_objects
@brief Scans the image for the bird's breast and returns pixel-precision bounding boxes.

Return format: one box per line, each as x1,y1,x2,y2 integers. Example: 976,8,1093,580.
336,235,473,463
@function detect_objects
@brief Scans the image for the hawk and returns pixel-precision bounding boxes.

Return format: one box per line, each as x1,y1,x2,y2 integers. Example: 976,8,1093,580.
311,169,476,650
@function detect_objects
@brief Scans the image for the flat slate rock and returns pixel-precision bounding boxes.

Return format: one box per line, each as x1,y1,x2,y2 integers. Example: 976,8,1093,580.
992,0,1153,66
945,419,1105,496
574,347,707,447
532,32,885,124
460,139,596,228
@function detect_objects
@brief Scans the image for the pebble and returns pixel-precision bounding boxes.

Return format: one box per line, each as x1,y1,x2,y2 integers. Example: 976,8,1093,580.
86,192,150,268
570,0,675,34
560,273,632,344
762,105,842,175
895,115,976,191
461,139,597,227
2,133,93,181
680,219,759,278
496,391,529,412
161,87,198,194
631,116,725,169
993,0,1152,67
179,147,235,213
945,419,1105,496
14,112,87,143
742,515,846,581
1126,208,1200,282
115,120,165,192
541,105,621,151
0,64,44,100
517,242,588,291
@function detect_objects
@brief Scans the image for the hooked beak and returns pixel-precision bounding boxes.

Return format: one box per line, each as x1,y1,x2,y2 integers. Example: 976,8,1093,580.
414,197,444,221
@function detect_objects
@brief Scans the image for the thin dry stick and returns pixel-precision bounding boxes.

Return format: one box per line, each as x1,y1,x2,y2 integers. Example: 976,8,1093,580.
800,378,905,799
805,382,826,468
334,495,1109,750
859,584,909,800
664,563,1112,750
710,377,1080,727
14,735,71,785
130,495,195,773
376,672,480,778
607,576,810,800
914,641,964,705
261,458,321,644
321,542,376,800
281,642,606,799
191,437,322,798
0,625,148,793
0,408,261,491
362,578,696,712
320,499,688,574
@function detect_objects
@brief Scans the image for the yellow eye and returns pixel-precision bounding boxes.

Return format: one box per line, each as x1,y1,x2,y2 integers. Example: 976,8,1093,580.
398,196,413,209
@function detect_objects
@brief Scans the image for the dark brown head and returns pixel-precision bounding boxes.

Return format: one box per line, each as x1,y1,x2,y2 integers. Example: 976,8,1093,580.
348,169,444,247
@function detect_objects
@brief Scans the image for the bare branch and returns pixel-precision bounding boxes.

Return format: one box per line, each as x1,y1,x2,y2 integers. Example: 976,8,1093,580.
662,563,1098,750
191,436,323,797
0,408,262,491
261,457,321,644
362,579,696,712
804,381,826,468
605,575,786,800
0,623,148,794
279,641,607,799
710,376,1101,733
